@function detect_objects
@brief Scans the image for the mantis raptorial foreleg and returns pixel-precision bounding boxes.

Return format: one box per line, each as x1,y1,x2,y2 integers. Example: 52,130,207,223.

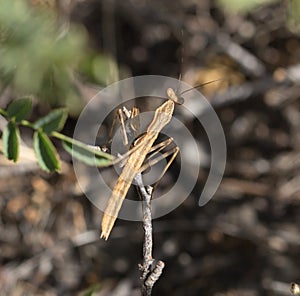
106,106,140,148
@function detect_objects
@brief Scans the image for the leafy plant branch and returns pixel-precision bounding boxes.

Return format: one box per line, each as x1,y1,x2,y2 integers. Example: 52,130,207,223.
0,98,114,172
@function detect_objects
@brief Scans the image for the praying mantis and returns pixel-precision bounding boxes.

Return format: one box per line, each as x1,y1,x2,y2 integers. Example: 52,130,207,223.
100,87,183,240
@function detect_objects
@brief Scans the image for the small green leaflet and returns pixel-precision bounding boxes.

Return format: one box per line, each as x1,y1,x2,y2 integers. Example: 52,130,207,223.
2,121,19,162
33,108,68,134
33,131,60,172
7,98,32,122
61,135,114,167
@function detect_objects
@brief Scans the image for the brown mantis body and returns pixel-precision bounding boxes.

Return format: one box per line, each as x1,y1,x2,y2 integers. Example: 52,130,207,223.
101,88,183,240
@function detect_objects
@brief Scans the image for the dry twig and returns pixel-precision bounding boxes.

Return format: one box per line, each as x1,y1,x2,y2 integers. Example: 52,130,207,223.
135,173,165,296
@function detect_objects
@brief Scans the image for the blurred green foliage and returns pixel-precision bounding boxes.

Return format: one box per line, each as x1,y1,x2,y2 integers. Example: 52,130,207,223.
0,0,120,115
0,0,88,114
79,52,119,86
288,0,300,32
217,0,279,13
218,0,300,33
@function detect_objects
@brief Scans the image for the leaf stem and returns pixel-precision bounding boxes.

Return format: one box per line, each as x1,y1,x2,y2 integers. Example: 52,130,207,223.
20,120,34,129
51,131,115,162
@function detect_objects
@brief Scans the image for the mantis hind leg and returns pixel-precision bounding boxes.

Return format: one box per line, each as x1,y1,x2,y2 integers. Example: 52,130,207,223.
138,138,179,189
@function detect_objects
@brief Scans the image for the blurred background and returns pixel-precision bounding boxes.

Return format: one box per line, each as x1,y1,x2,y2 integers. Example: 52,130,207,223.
0,0,300,295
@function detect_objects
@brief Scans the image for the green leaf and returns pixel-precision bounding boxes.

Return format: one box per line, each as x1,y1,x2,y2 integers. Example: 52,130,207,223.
2,121,19,162
7,98,32,122
33,108,68,134
61,136,114,167
33,131,60,172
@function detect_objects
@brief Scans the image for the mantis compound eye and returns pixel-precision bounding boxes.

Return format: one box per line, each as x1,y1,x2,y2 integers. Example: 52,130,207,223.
166,88,184,105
